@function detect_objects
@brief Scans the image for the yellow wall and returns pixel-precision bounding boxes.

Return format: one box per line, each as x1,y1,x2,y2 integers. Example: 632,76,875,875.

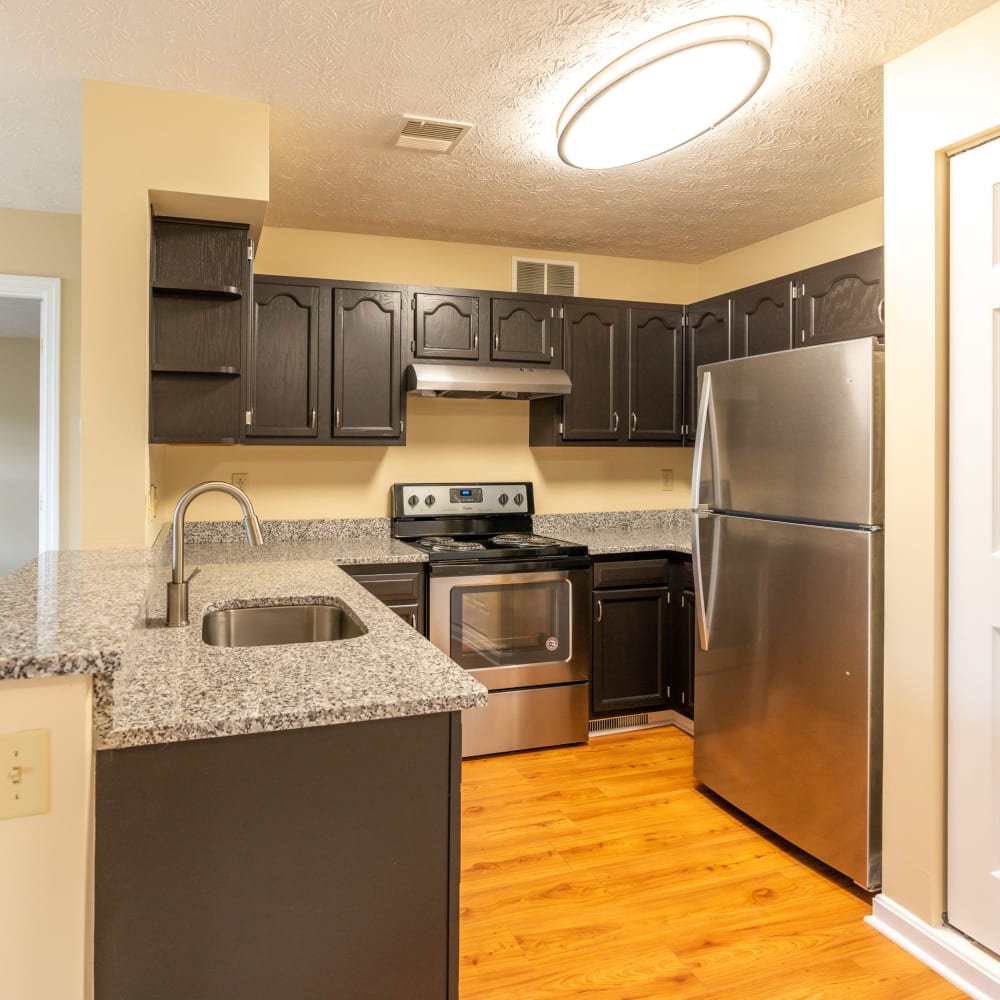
0,207,81,550
696,199,884,299
80,81,270,548
882,1,1000,925
0,677,93,1000
151,399,693,522
255,226,700,302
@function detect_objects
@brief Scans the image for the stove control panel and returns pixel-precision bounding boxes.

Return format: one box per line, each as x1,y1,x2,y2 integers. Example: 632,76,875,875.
393,482,533,517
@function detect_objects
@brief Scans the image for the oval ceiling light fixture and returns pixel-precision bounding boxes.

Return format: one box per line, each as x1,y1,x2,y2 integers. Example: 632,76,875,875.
557,16,772,170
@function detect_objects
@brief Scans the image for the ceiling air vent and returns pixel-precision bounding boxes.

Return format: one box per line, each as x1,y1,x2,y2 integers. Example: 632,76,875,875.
513,257,579,296
394,117,473,154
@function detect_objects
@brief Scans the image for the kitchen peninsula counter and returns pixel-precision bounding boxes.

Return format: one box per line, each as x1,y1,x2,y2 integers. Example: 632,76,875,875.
0,519,485,750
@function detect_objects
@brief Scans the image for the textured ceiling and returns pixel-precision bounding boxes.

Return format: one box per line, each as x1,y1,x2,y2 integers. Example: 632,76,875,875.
1,0,995,262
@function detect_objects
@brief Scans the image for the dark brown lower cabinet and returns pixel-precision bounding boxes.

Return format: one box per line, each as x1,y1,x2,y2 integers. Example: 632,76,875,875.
590,554,695,719
342,562,426,634
591,557,671,715
95,712,461,1000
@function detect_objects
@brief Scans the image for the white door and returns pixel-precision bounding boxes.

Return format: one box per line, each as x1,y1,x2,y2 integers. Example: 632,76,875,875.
948,135,1000,956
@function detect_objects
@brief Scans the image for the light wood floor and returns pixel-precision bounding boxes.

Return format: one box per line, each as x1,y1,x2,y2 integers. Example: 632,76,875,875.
459,727,964,1000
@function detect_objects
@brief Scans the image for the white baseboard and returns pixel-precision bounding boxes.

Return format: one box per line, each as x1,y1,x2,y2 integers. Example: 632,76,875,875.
866,895,1000,999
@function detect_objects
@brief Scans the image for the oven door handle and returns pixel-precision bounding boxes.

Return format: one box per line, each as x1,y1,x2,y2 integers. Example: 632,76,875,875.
427,556,591,577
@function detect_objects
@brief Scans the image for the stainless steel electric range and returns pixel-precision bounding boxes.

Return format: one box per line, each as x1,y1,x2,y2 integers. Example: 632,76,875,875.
391,482,591,757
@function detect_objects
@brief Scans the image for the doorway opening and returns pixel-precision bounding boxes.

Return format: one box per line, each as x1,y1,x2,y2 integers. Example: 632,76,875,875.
0,274,60,576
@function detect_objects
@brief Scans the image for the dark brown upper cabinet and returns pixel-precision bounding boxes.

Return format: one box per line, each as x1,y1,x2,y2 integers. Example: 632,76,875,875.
333,287,403,440
795,247,884,348
529,299,685,447
627,305,685,443
148,217,249,445
684,294,732,443
560,300,623,441
490,294,559,365
412,291,480,360
246,280,320,439
731,276,794,358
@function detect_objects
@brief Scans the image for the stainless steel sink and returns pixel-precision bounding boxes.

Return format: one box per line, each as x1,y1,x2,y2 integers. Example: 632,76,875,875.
202,602,368,647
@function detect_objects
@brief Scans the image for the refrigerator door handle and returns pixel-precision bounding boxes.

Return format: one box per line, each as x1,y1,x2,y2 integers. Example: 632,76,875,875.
692,511,713,650
690,371,720,510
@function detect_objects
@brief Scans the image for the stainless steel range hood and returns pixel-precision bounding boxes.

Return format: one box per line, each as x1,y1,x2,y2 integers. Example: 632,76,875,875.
406,363,572,400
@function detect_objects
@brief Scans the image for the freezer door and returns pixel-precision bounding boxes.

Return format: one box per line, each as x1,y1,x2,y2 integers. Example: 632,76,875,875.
693,512,883,889
693,338,883,525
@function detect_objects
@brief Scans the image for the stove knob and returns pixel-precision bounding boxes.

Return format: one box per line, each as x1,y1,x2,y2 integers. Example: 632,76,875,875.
513,492,524,506
424,494,436,507
407,494,419,508
498,493,509,506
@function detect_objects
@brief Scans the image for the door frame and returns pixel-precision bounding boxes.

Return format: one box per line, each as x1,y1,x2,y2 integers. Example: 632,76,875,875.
0,273,60,553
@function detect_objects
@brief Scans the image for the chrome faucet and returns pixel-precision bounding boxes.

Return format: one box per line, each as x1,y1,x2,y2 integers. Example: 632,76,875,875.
166,481,264,626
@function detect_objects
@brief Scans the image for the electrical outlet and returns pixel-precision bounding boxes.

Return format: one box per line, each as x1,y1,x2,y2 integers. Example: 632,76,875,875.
232,472,250,491
661,469,674,491
0,729,51,821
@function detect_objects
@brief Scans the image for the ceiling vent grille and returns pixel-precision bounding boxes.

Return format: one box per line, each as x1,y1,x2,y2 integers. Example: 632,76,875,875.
513,257,579,296
394,117,473,154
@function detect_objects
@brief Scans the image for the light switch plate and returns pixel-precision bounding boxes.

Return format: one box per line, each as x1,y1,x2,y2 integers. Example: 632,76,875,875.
0,729,51,820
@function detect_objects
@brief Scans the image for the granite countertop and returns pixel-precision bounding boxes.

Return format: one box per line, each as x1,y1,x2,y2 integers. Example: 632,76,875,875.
534,509,692,555
0,518,485,750
0,509,690,750
97,554,484,750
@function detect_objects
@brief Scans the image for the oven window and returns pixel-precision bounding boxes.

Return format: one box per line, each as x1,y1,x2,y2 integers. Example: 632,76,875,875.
449,580,570,669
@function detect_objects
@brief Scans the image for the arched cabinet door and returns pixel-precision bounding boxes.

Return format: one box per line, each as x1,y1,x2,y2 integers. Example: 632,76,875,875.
247,280,320,438
561,300,623,441
413,291,480,360
627,306,685,443
490,295,558,364
731,276,794,358
333,287,402,439
796,247,884,347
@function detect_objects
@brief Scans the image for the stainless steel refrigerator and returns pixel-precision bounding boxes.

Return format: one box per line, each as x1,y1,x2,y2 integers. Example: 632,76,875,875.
691,336,883,890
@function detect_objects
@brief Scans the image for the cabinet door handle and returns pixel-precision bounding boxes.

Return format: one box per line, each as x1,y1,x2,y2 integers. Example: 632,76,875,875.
310,408,317,430
596,599,603,623
494,332,500,351
877,298,885,325
473,331,478,350
335,408,341,429
630,411,637,433
612,412,619,433
406,613,417,629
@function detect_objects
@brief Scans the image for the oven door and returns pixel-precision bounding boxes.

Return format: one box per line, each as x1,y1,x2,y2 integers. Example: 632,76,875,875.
429,564,590,690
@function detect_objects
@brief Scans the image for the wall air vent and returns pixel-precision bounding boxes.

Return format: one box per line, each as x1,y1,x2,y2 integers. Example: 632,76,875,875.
513,257,579,296
394,117,473,154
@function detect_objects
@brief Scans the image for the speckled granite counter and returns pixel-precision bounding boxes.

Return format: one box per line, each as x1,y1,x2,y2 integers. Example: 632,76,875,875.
0,518,485,750
0,510,694,749
98,555,484,749
534,509,693,555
